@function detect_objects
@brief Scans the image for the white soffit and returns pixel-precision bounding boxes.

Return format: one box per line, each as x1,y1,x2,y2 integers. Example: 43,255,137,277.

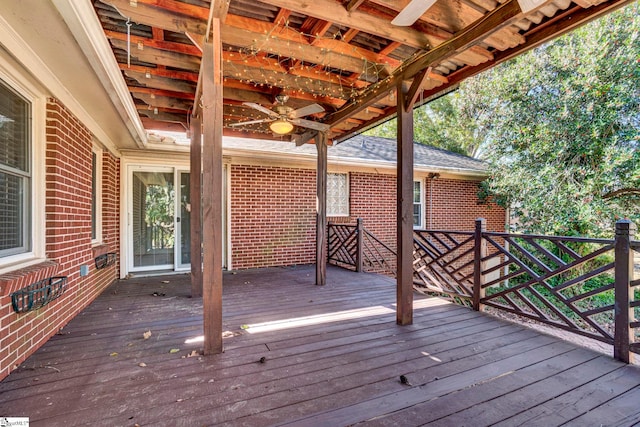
0,10,127,156
52,0,147,149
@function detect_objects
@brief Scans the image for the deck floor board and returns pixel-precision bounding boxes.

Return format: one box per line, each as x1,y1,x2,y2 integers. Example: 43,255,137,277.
1,265,639,426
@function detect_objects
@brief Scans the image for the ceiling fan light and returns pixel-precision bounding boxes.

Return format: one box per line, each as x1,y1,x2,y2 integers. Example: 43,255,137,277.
270,119,294,134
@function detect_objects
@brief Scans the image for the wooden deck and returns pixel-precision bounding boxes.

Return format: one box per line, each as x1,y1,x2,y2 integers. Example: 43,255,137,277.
2,265,640,426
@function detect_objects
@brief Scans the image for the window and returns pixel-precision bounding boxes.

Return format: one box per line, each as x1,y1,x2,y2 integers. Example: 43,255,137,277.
413,180,423,229
327,173,349,217
0,79,31,258
91,147,102,243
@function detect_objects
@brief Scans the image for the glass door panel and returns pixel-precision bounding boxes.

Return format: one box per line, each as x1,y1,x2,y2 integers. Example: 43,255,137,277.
132,171,175,269
177,171,191,269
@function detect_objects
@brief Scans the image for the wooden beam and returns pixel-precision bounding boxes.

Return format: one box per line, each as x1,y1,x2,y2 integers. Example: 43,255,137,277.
201,22,223,355
257,0,436,49
212,0,230,21
110,39,201,71
341,28,360,43
118,63,199,82
140,117,187,132
222,59,354,99
190,115,203,298
327,0,522,126
103,1,393,77
396,81,413,326
137,108,188,126
405,67,432,110
331,0,634,140
273,8,292,26
257,0,493,65
345,0,366,12
105,29,201,55
124,69,196,93
133,93,192,111
222,20,390,77
129,86,195,100
102,0,208,34
316,131,328,286
130,0,209,18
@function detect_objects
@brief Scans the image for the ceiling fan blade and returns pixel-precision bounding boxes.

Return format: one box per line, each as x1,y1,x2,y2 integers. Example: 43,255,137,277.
391,0,438,26
242,102,279,118
229,118,273,127
290,118,331,132
289,103,325,119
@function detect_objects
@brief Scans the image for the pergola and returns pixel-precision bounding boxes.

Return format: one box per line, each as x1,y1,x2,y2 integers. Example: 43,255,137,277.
58,0,633,354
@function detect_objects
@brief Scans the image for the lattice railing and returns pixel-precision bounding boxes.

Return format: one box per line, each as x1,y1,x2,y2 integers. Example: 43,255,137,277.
328,221,396,276
480,232,616,343
413,229,474,302
362,229,396,277
329,218,639,362
327,223,358,270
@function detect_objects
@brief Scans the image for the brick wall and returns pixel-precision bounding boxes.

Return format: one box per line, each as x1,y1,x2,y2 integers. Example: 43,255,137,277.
332,173,505,249
0,99,119,380
230,165,316,269
229,166,505,270
426,177,505,232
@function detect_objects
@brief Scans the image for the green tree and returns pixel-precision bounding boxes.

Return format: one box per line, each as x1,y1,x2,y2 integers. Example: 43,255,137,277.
368,3,639,237
472,2,639,236
365,92,485,157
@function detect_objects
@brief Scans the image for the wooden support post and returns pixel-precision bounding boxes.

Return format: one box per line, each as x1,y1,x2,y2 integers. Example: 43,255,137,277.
614,219,636,363
201,20,223,355
473,218,487,311
396,81,414,326
356,218,364,273
316,132,328,286
190,115,202,298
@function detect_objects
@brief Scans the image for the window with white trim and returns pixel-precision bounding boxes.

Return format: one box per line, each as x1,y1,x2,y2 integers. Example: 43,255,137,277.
413,180,424,229
0,78,31,258
327,172,349,217
91,146,102,243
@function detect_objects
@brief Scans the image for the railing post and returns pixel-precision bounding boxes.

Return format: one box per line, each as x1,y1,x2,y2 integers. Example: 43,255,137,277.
614,219,636,363
356,218,364,273
327,222,332,263
473,218,487,311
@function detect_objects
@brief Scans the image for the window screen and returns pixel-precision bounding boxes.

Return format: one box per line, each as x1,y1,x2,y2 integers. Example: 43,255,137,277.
0,79,31,257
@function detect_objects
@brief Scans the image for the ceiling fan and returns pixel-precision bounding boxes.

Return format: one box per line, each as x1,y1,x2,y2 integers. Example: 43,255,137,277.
230,95,330,135
391,0,545,26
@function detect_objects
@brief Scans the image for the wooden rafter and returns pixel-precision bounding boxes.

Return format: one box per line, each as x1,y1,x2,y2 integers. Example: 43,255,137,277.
93,0,634,142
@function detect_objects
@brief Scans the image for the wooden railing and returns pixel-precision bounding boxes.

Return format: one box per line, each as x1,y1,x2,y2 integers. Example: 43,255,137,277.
328,220,396,276
328,218,639,363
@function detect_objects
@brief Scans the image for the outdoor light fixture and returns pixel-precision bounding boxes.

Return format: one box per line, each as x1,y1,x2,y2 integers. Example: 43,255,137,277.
269,119,294,134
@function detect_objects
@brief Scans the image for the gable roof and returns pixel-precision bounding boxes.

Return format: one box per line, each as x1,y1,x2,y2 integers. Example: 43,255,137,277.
221,133,488,177
332,135,487,172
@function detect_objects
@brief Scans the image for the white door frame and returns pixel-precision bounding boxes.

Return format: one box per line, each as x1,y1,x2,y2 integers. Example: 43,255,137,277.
120,160,230,278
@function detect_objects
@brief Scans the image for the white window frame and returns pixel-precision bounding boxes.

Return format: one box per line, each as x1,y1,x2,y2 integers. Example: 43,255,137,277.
0,58,46,274
327,172,349,217
413,179,424,229
91,145,103,245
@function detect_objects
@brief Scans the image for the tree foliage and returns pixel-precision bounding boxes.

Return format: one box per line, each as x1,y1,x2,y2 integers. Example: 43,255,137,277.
367,3,639,237
471,3,639,236
365,93,485,157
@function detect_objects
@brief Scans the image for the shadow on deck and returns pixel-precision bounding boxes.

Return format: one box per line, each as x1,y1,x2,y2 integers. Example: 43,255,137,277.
1,265,640,426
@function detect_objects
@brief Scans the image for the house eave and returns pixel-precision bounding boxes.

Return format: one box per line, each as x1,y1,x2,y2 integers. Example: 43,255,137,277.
52,0,147,150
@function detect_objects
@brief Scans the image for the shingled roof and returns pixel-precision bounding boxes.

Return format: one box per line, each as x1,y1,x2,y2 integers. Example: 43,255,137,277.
219,133,488,176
